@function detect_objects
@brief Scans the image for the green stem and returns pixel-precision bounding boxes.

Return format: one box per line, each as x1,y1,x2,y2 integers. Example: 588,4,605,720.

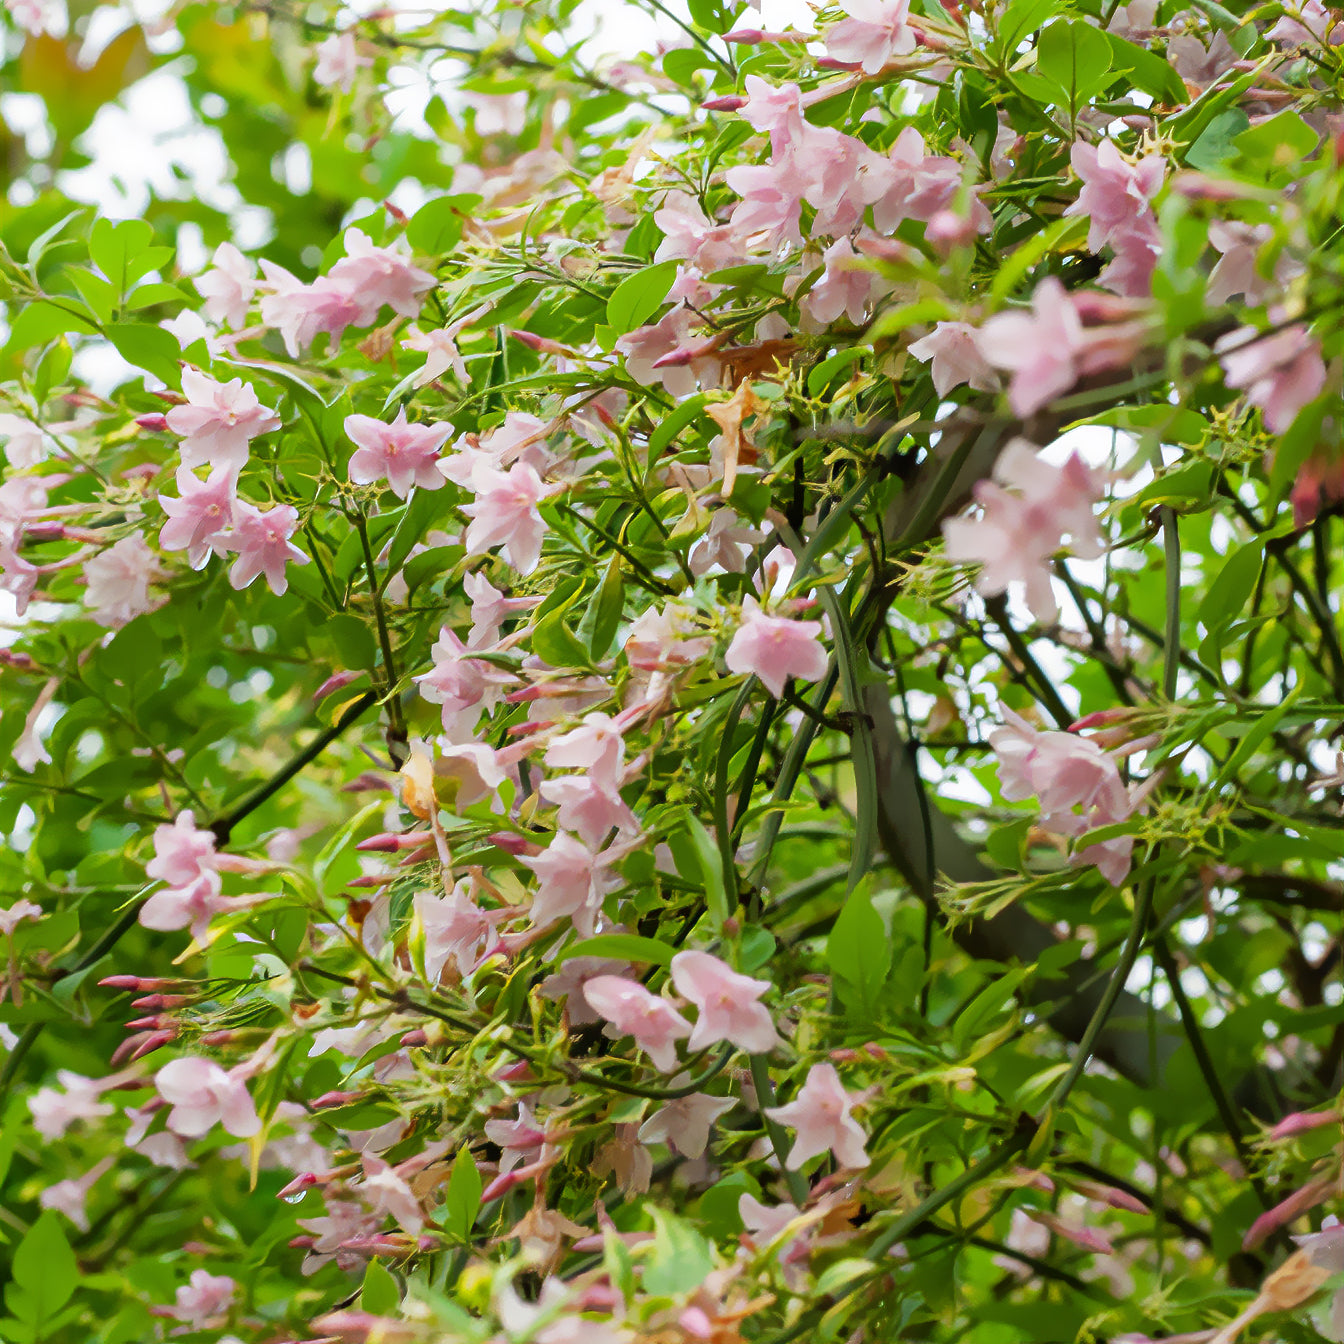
355,515,408,766
750,1054,810,1206
1160,506,1181,702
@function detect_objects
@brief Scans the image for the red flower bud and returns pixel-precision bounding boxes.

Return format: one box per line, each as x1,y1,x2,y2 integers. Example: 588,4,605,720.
135,413,170,432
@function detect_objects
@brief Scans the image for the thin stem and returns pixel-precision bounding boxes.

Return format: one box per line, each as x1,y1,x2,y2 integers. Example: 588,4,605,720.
1161,505,1181,702
750,1054,810,1206
355,515,409,766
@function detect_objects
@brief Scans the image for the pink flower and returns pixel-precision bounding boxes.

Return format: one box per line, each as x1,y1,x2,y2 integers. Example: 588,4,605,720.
147,810,218,889
461,460,556,574
258,262,364,357
1064,140,1164,258
870,127,987,233
725,163,804,252
824,0,916,72
624,603,712,669
803,236,891,327
989,709,1140,884
1216,323,1327,434
638,1091,736,1158
907,321,999,397
414,626,514,741
1269,0,1342,44
164,1270,236,1327
0,413,45,468
313,31,370,91
0,898,42,936
215,501,309,595
436,742,508,806
654,193,746,273
329,228,436,325
83,534,164,628
359,1153,425,1233
976,278,1088,417
539,775,639,847
764,1062,870,1169
166,369,281,472
582,976,693,1072
414,884,502,981
28,1070,115,1138
155,1056,261,1138
346,408,452,498
725,597,829,698
544,712,626,789
158,466,236,567
670,950,779,1053
942,438,1105,623
194,243,255,330
39,1157,114,1232
615,308,713,400
521,832,621,936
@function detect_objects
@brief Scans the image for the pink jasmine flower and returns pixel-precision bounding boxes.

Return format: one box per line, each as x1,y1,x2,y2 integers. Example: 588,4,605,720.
871,127,989,233
638,1090,735,1158
654,193,746,273
989,709,1141,884
725,163,805,252
464,570,537,648
28,1070,116,1139
1205,221,1300,307
670,950,779,1053
155,1055,261,1138
39,1156,114,1232
1216,323,1327,434
329,228,436,325
462,460,556,575
414,625,514,741
484,1102,549,1173
158,466,236,567
737,76,806,150
0,898,42,936
215,501,309,595
545,712,626,789
824,0,917,72
1064,140,1164,257
689,509,764,577
346,408,452,498
540,775,639,847
83,534,164,628
194,243,255,330
803,236,891,327
615,308,717,399
1269,0,1342,44
414,883,502,981
359,1153,425,1233
788,126,887,236
258,262,364,357
147,809,218,889
765,1062,870,1169
725,596,829,699
401,307,492,387
907,322,999,397
11,676,56,771
582,975,693,1072
139,871,226,942
166,369,281,472
624,603,712,669
163,1270,236,1327
313,31,370,91
0,413,45,468
976,278,1088,416
521,832,620,937
942,438,1105,623
539,953,635,1026
436,742,508,806
1294,1217,1344,1340
464,90,528,136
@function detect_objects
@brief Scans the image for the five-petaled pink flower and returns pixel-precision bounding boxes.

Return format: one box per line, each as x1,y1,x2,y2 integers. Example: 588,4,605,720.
164,1270,237,1327
725,597,829,698
583,975,693,1072
522,832,621,937
907,322,999,398
1216,323,1327,435
346,408,452,498
166,369,281,473
670,950,779,1054
824,0,917,73
158,466,236,568
194,243,255,330
83,534,164,628
764,1062,870,1169
461,460,556,575
215,501,310,595
155,1056,261,1138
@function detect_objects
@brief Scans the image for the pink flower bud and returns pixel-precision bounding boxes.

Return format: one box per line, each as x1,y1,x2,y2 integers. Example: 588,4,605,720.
1243,1175,1335,1250
355,831,432,852
509,329,571,356
121,1029,176,1062
125,1014,173,1030
131,993,194,1010
99,975,180,991
199,1030,237,1046
1268,1110,1340,1140
484,831,540,857
314,669,364,703
277,1172,320,1200
135,413,170,432
399,1029,428,1048
312,1090,368,1109
700,94,747,111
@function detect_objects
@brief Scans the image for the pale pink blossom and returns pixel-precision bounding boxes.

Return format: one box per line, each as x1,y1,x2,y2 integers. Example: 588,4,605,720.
329,228,436,325
907,322,999,397
346,408,452,498
258,262,364,357
521,832,621,936
1205,221,1300,307
786,125,887,236
158,466,236,567
803,236,891,327
215,501,309,595
0,413,45,468
296,1198,384,1275
155,1056,261,1138
359,1153,425,1232
990,709,1141,884
435,742,508,806
764,1062,870,1169
737,76,806,148
1065,140,1164,257
689,509,765,577
166,369,281,472
402,308,489,388
414,625,514,741
414,883,502,981
725,163,804,252
313,31,369,91
825,0,917,72
0,898,42,936
139,873,227,942
194,243,256,330
638,1090,735,1158
870,127,988,233
539,775,639,847
539,954,635,1026
485,1102,548,1173
1269,0,1342,44
976,278,1089,417
654,193,746,273
670,950,779,1053
147,810,218,888
615,308,717,399
28,1070,115,1138
545,712,626,789
164,1270,236,1327
1216,323,1327,434
1294,1216,1344,1341
942,438,1105,623
84,534,164,628
12,677,56,772
582,975,693,1072
39,1157,114,1232
624,603,712,669
725,597,829,698
462,460,556,574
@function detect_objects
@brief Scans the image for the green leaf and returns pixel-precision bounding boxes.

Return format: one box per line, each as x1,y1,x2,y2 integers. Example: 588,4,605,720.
89,217,154,297
643,1208,716,1295
827,882,891,1016
588,553,625,659
1104,32,1187,103
606,261,678,334
1036,19,1115,112
440,1147,482,1242
326,612,378,670
997,0,1064,54
647,393,709,462
531,605,593,670
1185,108,1251,170
105,323,182,388
359,1260,400,1316
406,195,480,255
8,1211,78,1327
1234,110,1319,170
1197,540,1263,672
675,813,729,932
559,933,675,965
